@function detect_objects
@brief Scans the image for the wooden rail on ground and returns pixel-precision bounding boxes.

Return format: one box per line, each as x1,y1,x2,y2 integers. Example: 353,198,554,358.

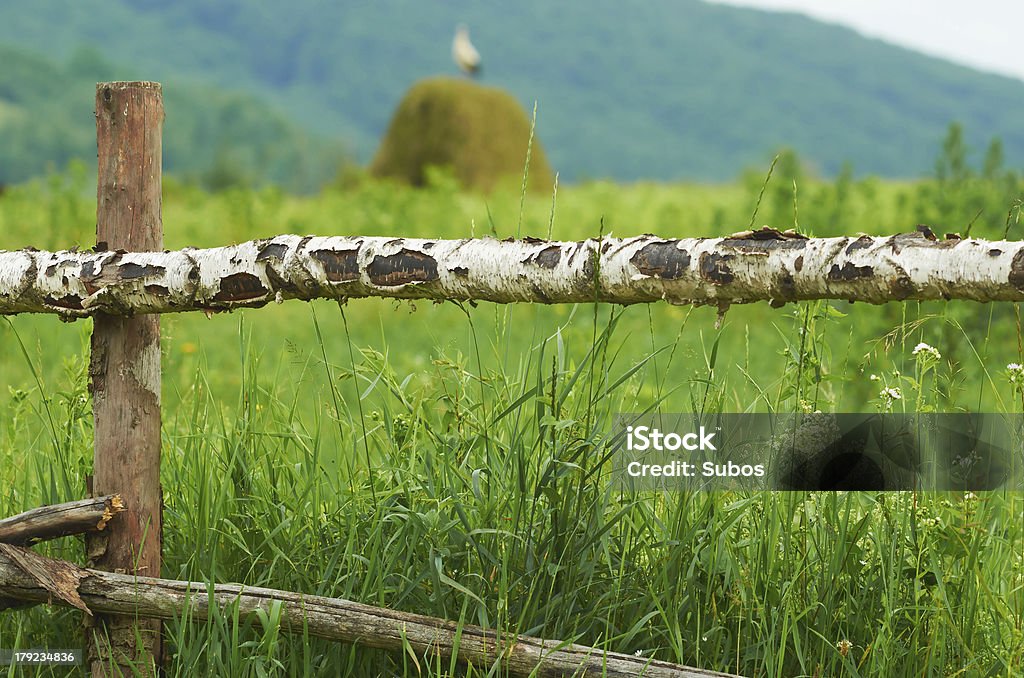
0,500,738,677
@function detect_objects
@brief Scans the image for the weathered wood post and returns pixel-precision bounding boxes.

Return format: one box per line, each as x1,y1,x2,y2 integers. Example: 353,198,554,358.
86,81,163,676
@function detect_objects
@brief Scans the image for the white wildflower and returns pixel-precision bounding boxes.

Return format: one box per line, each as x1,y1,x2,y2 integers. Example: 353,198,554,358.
869,374,879,381
880,386,902,410
1007,363,1024,388
912,342,941,373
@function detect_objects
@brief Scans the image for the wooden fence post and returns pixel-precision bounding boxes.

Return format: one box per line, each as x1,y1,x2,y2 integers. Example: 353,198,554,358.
86,81,163,676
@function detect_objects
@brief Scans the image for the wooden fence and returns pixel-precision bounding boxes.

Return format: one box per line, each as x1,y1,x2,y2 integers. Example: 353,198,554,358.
0,80,752,678
1,80,1021,676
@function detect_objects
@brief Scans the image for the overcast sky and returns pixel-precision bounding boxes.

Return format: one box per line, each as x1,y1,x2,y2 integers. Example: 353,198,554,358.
708,1,1024,82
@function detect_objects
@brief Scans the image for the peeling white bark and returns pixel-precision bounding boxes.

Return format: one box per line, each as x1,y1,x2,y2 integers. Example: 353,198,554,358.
2,230,1024,318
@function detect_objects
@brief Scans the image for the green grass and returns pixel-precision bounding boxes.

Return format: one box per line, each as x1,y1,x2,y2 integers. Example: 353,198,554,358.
0,152,1023,676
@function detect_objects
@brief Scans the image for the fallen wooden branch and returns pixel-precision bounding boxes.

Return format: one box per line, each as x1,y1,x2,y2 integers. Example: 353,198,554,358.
0,495,124,546
0,544,90,613
0,548,738,677
2,229,1023,318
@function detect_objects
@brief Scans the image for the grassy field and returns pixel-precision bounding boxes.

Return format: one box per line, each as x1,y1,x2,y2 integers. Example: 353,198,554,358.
1,150,1023,676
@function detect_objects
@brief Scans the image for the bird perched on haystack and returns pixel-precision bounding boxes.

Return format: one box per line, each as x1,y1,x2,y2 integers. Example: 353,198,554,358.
452,24,481,77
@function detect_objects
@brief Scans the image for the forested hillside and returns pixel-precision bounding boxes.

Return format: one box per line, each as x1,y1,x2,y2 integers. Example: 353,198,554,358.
0,46,345,190
2,0,1024,183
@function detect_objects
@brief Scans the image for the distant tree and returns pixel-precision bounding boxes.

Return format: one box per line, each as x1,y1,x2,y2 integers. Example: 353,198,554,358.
982,138,1004,181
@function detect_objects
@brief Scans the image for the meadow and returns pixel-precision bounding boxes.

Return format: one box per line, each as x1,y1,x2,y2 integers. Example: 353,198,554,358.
0,140,1022,676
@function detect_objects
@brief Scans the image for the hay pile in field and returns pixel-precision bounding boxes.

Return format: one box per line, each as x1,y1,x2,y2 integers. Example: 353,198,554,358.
370,77,553,193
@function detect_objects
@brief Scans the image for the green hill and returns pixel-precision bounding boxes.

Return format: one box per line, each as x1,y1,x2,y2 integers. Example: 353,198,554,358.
1,1,1024,182
0,46,346,190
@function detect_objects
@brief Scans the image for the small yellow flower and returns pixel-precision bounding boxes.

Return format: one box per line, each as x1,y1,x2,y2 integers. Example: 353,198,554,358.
181,342,197,354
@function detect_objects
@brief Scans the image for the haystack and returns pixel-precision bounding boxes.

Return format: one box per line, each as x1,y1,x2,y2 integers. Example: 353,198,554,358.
370,77,554,193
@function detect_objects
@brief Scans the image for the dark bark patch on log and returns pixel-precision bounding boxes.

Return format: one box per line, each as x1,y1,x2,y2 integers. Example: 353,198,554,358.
845,236,873,253
795,256,804,272
144,285,169,297
888,232,935,254
631,242,691,279
728,227,788,240
571,246,599,297
43,295,83,310
256,242,288,261
422,242,435,250
722,238,806,253
531,246,561,269
699,252,734,284
118,263,164,280
384,238,404,247
778,272,797,300
827,263,874,281
567,241,591,266
264,266,299,295
368,250,438,286
888,273,915,300
989,249,1003,257
44,259,77,277
1010,251,1024,291
451,266,469,277
311,250,360,282
530,284,553,303
213,273,268,302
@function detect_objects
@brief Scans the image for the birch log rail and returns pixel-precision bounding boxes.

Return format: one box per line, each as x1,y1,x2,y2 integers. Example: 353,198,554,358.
3,229,1024,318
0,548,737,678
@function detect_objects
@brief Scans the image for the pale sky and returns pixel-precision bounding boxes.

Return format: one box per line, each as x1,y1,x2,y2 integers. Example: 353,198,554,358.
707,0,1024,82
